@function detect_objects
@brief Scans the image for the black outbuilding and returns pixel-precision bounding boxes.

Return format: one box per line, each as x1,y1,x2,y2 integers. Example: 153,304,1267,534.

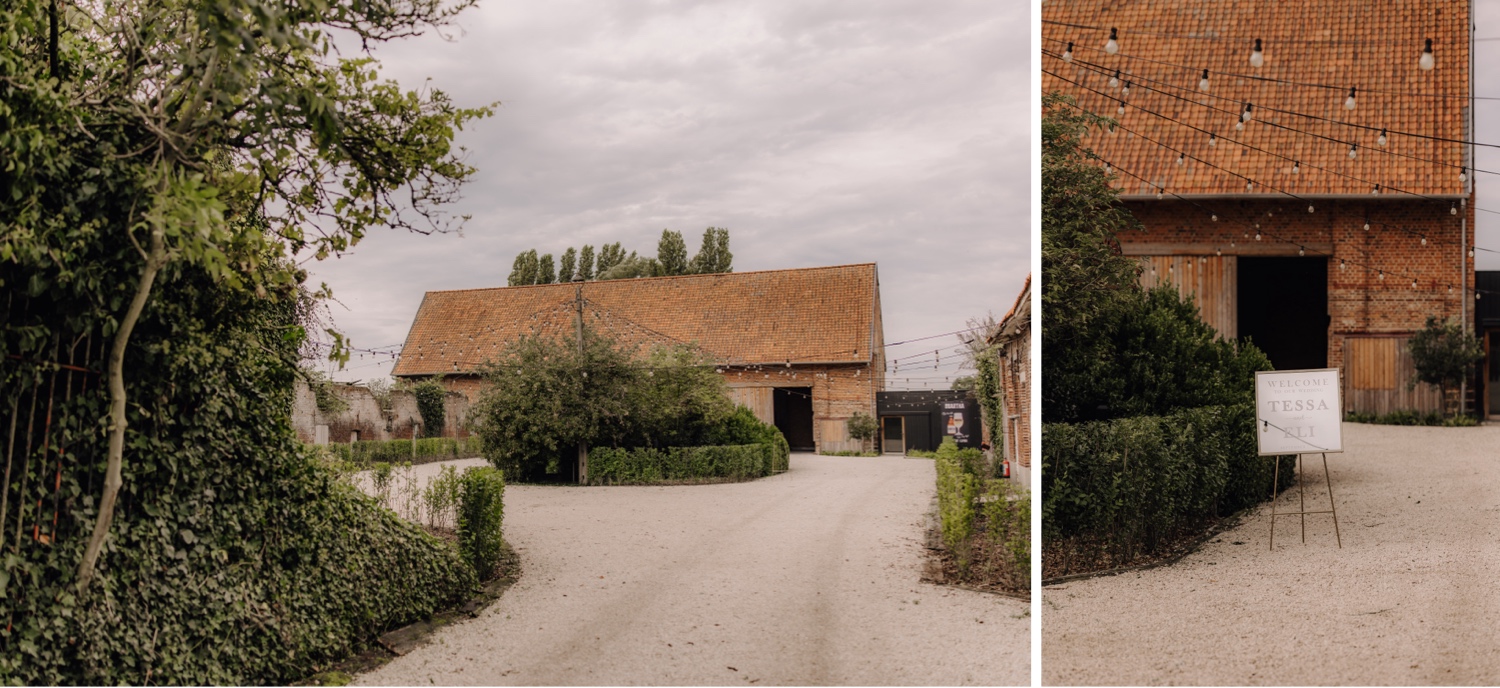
874,390,981,454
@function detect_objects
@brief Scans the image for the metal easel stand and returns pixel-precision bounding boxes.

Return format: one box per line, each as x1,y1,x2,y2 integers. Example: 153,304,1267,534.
1268,452,1342,550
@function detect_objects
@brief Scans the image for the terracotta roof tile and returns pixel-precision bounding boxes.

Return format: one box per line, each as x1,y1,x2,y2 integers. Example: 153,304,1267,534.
392,264,882,376
1042,0,1470,197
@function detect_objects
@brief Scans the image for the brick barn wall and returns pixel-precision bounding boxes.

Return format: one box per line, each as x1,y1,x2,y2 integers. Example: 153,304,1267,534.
720,363,878,454
1121,198,1473,412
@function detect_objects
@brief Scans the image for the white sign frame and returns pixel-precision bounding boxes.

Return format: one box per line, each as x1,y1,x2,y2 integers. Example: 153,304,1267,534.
1253,368,1343,456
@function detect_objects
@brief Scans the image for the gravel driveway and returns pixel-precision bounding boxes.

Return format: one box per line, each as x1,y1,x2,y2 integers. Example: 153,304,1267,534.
359,453,1028,685
1042,422,1500,685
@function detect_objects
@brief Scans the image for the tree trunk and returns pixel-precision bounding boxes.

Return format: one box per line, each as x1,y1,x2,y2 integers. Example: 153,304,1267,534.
75,229,165,593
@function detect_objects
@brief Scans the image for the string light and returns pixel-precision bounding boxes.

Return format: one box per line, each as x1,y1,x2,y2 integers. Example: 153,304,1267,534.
1377,129,1388,147
1249,38,1264,68
1348,144,1358,160
1122,80,1132,96
1292,161,1301,174
1117,100,1126,115
1176,153,1185,166
1451,203,1459,216
1105,27,1119,55
1242,102,1254,122
1298,246,1305,256
1109,70,1121,89
1344,86,1357,110
1419,38,1435,71
1340,259,1346,271
1211,214,1218,222
1198,69,1210,91
1308,204,1315,213
1379,270,1385,281
1460,167,1468,183
1207,133,1217,147
1062,41,1074,62
1421,237,1427,246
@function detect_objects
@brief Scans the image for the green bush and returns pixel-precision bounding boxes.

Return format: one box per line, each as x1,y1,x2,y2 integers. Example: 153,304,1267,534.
457,467,506,578
1344,410,1479,427
424,465,463,531
985,479,1030,587
1042,404,1294,566
706,405,789,474
935,441,980,572
319,436,480,466
589,444,771,484
413,379,448,438
820,450,881,457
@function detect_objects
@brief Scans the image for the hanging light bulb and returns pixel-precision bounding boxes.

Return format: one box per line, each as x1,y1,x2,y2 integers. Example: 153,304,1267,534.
1242,102,1254,122
1103,162,1111,173
1250,38,1264,67
1364,220,1371,231
1299,246,1305,256
1109,70,1121,89
1460,167,1468,183
1176,153,1186,166
1449,284,1454,294
1062,42,1074,63
1117,100,1125,115
1412,278,1419,289
1348,144,1358,160
1422,237,1428,245
1379,270,1385,280
1199,69,1211,91
1211,214,1218,222
1156,187,1164,200
1122,81,1132,96
1340,259,1346,271
1217,247,1222,256
1308,204,1315,213
1469,247,1476,258
1452,203,1459,215
1292,161,1301,174
1372,184,1381,195
1344,86,1357,110
1105,27,1119,55
1208,133,1217,147
1377,129,1388,147
1420,38,1435,71
1255,230,1261,241
1246,180,1254,191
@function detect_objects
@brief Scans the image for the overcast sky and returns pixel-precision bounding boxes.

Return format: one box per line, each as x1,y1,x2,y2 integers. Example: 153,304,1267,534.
307,1,1029,390
1474,0,1500,272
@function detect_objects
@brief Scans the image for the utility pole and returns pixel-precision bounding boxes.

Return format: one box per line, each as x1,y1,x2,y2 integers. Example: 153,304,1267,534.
573,274,588,484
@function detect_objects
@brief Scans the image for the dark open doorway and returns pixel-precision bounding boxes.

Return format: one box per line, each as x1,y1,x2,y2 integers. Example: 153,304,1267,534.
774,387,815,451
1238,257,1329,370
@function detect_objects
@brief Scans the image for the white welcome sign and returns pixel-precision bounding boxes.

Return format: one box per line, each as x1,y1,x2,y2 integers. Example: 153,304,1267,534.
1253,368,1343,456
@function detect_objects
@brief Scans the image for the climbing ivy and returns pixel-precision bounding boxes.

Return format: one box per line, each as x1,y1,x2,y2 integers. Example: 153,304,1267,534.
412,380,448,438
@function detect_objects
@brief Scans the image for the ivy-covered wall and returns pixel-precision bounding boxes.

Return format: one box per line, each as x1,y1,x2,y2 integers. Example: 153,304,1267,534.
1,253,475,684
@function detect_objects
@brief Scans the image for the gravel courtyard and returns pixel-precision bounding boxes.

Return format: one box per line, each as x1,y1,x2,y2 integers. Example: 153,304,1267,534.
1042,422,1500,685
359,453,1029,685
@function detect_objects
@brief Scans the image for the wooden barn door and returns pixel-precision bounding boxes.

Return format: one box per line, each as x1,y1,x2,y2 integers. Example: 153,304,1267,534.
1137,255,1237,340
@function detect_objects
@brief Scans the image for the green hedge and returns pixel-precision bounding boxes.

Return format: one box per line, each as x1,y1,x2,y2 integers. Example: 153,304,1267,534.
589,444,772,484
457,467,506,578
1042,404,1294,563
320,436,480,466
933,438,1029,588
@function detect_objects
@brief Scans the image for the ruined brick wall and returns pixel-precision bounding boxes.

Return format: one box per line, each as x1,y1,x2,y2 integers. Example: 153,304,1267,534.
291,379,471,443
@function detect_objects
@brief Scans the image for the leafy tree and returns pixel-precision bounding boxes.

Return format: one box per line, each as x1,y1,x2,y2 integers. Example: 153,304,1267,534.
559,247,577,282
0,0,492,590
657,229,689,275
1409,316,1484,417
538,253,556,284
689,227,733,274
596,241,626,275
508,249,540,286
578,244,596,280
846,412,879,452
598,251,661,280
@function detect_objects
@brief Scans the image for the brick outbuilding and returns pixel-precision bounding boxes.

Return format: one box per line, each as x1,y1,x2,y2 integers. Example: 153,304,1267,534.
390,264,886,453
1043,0,1474,415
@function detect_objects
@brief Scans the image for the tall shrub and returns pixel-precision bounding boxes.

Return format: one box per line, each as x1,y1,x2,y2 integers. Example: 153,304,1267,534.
457,467,506,578
1409,315,1484,417
413,379,448,438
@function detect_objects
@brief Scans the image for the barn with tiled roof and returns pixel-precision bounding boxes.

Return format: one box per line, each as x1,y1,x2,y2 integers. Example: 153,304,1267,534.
392,263,886,452
1042,0,1475,415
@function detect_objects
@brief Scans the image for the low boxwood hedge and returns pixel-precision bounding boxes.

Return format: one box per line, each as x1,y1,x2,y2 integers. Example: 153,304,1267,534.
588,444,772,484
320,436,480,466
1042,404,1294,563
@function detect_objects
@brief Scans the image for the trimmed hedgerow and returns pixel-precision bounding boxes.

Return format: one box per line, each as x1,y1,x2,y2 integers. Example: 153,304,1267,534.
588,444,771,484
932,438,1029,589
457,467,506,578
321,436,480,466
1042,404,1295,569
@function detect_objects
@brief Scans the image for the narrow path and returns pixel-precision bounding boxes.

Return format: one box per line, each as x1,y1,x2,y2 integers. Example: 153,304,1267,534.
1042,423,1500,685
359,453,1028,686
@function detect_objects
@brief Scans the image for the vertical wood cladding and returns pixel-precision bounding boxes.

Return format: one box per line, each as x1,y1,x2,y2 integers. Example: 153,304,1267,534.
1121,198,1470,412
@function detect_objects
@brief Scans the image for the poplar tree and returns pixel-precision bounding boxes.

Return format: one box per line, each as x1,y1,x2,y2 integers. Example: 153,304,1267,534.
656,229,689,275
559,247,577,282
689,227,733,274
538,253,556,284
578,244,596,280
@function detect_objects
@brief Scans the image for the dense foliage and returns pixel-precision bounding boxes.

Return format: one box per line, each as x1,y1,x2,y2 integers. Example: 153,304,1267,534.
457,467,505,578
506,228,734,285
412,379,448,438
0,0,492,680
589,444,774,484
932,439,1028,590
321,436,480,466
1408,315,1484,416
1042,405,1295,576
845,412,878,451
472,328,790,482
